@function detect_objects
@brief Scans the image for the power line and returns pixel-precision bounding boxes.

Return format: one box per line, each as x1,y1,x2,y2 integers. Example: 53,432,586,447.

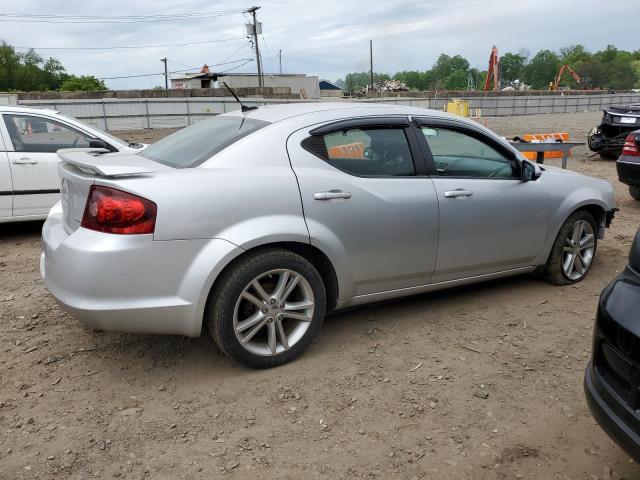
219,42,252,65
259,33,276,74
98,58,254,80
0,9,249,24
14,37,248,51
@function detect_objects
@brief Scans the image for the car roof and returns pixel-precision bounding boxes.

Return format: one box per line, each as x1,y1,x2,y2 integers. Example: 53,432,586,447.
223,102,459,124
0,105,60,116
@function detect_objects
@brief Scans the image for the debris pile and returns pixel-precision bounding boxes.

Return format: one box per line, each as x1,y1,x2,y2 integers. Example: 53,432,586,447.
501,79,530,91
358,79,409,95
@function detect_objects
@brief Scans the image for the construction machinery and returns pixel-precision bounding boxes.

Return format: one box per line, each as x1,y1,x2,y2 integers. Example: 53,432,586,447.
483,46,500,92
548,64,583,90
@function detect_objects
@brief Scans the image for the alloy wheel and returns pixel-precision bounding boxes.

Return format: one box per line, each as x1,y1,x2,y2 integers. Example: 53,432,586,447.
562,220,595,281
233,269,315,356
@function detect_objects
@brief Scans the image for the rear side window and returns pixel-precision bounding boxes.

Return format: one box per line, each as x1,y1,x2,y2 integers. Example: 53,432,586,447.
140,115,270,168
303,127,415,177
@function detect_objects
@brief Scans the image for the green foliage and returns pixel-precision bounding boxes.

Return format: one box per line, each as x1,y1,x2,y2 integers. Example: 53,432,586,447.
59,75,106,92
0,40,108,92
393,70,431,90
500,52,527,83
430,54,469,89
0,42,69,91
339,44,640,92
523,50,561,89
343,71,390,92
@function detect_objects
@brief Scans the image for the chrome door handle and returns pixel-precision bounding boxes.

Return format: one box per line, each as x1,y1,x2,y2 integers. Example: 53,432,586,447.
313,190,352,200
444,189,473,198
12,157,38,165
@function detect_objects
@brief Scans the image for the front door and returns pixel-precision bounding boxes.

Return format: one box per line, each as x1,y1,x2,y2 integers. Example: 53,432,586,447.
287,118,439,299
2,113,94,217
416,122,549,283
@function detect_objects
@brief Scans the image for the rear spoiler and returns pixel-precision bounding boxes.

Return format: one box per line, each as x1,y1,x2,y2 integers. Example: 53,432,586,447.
57,148,169,177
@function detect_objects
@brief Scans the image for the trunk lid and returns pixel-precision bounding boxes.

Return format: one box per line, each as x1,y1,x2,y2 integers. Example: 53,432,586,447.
57,148,171,233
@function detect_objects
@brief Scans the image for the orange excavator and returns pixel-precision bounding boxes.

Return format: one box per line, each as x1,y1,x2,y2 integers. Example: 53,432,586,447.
548,64,583,90
483,46,500,92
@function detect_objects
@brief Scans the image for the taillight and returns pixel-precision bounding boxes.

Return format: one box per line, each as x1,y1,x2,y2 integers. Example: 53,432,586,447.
81,185,156,234
622,134,640,157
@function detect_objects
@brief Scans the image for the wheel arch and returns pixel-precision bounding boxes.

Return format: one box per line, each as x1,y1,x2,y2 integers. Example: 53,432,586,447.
202,241,340,330
540,201,607,267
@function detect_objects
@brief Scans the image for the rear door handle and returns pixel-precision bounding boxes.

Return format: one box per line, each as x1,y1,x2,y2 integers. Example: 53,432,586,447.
313,190,352,200
444,189,473,198
12,157,38,165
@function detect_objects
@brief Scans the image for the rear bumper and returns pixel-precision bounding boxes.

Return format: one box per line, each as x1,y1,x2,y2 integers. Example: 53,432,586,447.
617,158,640,186
41,205,242,337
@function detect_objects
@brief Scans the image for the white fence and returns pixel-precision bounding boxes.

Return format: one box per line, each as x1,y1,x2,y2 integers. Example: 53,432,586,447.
19,92,640,131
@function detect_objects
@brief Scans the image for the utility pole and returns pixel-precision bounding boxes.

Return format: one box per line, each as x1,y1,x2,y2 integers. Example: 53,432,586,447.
247,6,263,87
369,40,374,94
278,49,282,75
160,57,168,89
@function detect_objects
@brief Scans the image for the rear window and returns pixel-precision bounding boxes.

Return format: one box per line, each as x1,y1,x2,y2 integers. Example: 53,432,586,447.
140,115,269,168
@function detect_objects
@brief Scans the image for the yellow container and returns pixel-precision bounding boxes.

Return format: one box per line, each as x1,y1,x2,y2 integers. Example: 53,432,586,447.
446,99,469,117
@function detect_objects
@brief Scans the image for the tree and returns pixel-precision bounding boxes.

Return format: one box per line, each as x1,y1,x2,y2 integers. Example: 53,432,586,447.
343,72,390,92
523,50,561,89
559,44,591,65
431,54,469,88
442,70,468,89
59,75,107,91
393,70,431,90
500,52,527,83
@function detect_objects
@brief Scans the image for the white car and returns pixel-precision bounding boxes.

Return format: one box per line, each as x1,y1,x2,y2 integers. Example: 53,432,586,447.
0,105,145,223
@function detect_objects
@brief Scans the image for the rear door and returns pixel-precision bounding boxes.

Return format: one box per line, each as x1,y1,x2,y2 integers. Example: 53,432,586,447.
2,113,95,217
287,117,439,298
0,125,11,217
415,119,549,283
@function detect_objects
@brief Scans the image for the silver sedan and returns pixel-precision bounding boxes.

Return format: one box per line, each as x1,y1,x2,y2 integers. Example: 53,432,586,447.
41,104,617,368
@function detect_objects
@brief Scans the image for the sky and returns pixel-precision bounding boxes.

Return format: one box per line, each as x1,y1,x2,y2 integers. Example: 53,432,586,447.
1,0,638,90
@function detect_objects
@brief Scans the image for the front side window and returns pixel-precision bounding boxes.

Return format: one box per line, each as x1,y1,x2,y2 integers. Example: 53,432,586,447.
140,115,270,168
421,127,518,179
4,114,92,153
308,127,415,177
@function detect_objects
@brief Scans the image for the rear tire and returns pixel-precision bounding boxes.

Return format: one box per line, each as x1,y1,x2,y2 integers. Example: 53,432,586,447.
630,185,640,201
206,248,326,368
544,211,597,285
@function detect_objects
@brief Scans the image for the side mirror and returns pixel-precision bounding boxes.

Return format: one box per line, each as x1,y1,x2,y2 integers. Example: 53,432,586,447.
89,138,108,149
521,160,542,182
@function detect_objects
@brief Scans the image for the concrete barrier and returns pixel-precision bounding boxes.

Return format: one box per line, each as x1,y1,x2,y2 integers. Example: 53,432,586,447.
17,92,640,131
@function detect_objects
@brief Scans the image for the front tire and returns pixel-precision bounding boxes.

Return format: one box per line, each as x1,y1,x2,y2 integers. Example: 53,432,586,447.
544,211,597,285
206,248,326,368
630,185,640,201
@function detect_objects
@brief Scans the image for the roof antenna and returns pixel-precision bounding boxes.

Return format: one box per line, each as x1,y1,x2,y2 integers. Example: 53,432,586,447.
223,82,258,112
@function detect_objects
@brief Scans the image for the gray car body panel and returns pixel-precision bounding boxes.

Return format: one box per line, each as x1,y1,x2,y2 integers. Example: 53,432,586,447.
41,103,616,336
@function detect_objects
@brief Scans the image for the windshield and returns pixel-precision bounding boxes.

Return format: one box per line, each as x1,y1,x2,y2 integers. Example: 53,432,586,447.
140,115,270,168
57,113,130,147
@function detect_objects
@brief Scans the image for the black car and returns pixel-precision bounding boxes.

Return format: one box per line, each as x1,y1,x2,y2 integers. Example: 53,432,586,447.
585,228,640,461
617,130,640,201
589,105,640,159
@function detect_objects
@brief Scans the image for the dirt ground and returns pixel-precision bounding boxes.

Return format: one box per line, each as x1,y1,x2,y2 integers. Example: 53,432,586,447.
1,111,640,480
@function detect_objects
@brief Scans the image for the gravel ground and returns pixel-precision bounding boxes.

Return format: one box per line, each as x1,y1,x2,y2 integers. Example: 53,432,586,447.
1,111,640,480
